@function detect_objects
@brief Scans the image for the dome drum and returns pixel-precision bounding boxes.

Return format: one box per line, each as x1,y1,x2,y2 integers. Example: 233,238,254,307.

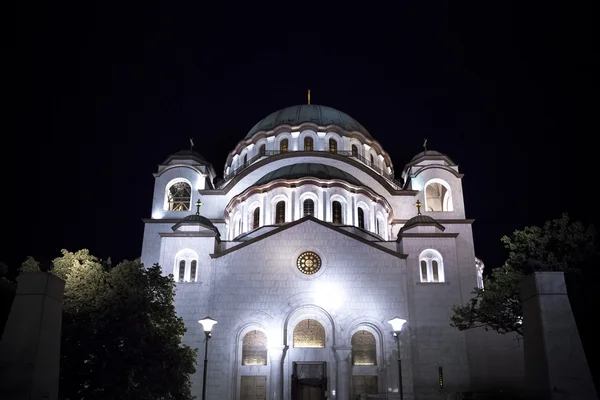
222,104,394,186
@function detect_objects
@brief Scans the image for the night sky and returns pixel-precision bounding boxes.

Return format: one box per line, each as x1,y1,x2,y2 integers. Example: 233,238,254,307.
10,2,597,275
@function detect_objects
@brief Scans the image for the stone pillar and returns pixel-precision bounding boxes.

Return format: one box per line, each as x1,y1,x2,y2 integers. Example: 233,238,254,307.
261,194,267,226
521,271,598,400
350,195,356,226
0,272,65,400
322,190,329,222
265,193,272,225
290,189,297,221
242,201,249,233
334,346,352,400
369,201,376,233
318,190,325,220
269,345,286,400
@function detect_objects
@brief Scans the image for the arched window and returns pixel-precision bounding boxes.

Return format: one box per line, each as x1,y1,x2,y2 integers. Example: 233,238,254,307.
370,154,375,166
174,250,198,282
190,260,197,282
243,154,248,165
352,330,377,365
351,144,358,157
419,249,445,283
425,180,453,212
275,201,286,224
304,137,314,151
329,138,337,154
242,330,268,366
259,144,266,156
252,208,260,229
178,260,185,282
332,201,342,224
293,319,325,348
280,139,289,153
166,180,192,211
357,207,365,229
303,199,315,217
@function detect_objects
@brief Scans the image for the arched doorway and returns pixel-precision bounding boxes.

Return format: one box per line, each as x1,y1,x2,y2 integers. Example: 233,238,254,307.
291,319,327,400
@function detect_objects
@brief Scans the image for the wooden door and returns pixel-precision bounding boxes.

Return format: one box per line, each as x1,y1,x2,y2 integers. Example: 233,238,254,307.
241,376,266,400
352,375,378,398
291,374,298,400
293,362,326,400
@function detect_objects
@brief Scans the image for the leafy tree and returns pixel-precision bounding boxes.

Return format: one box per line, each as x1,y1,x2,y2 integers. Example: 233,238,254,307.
451,213,596,336
19,256,41,273
56,250,196,400
0,261,8,278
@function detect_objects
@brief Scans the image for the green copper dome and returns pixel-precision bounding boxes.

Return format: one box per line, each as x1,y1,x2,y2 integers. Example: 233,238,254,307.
254,163,363,187
246,105,372,140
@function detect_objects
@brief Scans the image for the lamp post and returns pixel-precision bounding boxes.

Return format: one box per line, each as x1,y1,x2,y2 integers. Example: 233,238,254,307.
198,316,218,400
388,317,407,400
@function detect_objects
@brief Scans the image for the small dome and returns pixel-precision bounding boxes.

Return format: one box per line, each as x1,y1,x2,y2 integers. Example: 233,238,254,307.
174,214,219,234
410,150,444,161
399,214,445,234
254,163,363,187
409,150,456,165
245,104,372,140
162,150,208,165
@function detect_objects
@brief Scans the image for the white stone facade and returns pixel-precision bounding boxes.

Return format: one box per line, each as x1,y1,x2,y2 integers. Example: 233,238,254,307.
140,105,525,399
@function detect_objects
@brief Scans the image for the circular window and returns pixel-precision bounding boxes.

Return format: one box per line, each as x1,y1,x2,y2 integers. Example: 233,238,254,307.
297,252,322,275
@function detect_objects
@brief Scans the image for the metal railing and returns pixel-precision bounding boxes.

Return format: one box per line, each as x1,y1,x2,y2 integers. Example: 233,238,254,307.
218,150,403,189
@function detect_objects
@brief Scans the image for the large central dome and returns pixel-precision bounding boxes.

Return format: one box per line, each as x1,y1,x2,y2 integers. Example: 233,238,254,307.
246,104,372,140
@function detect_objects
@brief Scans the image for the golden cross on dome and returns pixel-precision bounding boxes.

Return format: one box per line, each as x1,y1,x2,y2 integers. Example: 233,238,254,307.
190,137,195,150
423,138,428,152
308,89,311,105
195,199,203,215
414,199,423,216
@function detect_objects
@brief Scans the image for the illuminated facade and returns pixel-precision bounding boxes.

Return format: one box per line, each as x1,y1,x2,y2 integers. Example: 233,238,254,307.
141,105,524,399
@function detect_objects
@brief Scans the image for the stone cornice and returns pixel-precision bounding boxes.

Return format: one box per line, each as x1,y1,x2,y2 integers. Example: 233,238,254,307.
408,164,464,179
159,231,218,238
202,152,418,196
153,164,207,178
398,233,459,239
225,177,394,216
393,218,475,224
142,218,225,224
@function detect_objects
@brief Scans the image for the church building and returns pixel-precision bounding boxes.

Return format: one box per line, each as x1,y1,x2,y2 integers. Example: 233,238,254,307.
140,104,524,399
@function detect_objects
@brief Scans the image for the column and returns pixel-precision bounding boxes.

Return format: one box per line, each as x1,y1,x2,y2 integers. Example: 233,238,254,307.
322,189,329,222
369,201,376,233
318,190,325,220
333,346,352,400
290,188,297,221
268,345,286,400
261,194,267,226
350,195,356,226
242,201,249,233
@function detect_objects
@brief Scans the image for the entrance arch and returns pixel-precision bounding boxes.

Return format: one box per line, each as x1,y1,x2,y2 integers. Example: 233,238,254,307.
283,305,337,400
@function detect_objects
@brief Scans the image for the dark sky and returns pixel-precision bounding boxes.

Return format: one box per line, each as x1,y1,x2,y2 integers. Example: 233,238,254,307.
9,1,597,274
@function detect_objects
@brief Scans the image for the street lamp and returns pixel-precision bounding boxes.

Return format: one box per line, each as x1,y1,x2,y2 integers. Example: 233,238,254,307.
388,317,407,400
198,316,218,400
